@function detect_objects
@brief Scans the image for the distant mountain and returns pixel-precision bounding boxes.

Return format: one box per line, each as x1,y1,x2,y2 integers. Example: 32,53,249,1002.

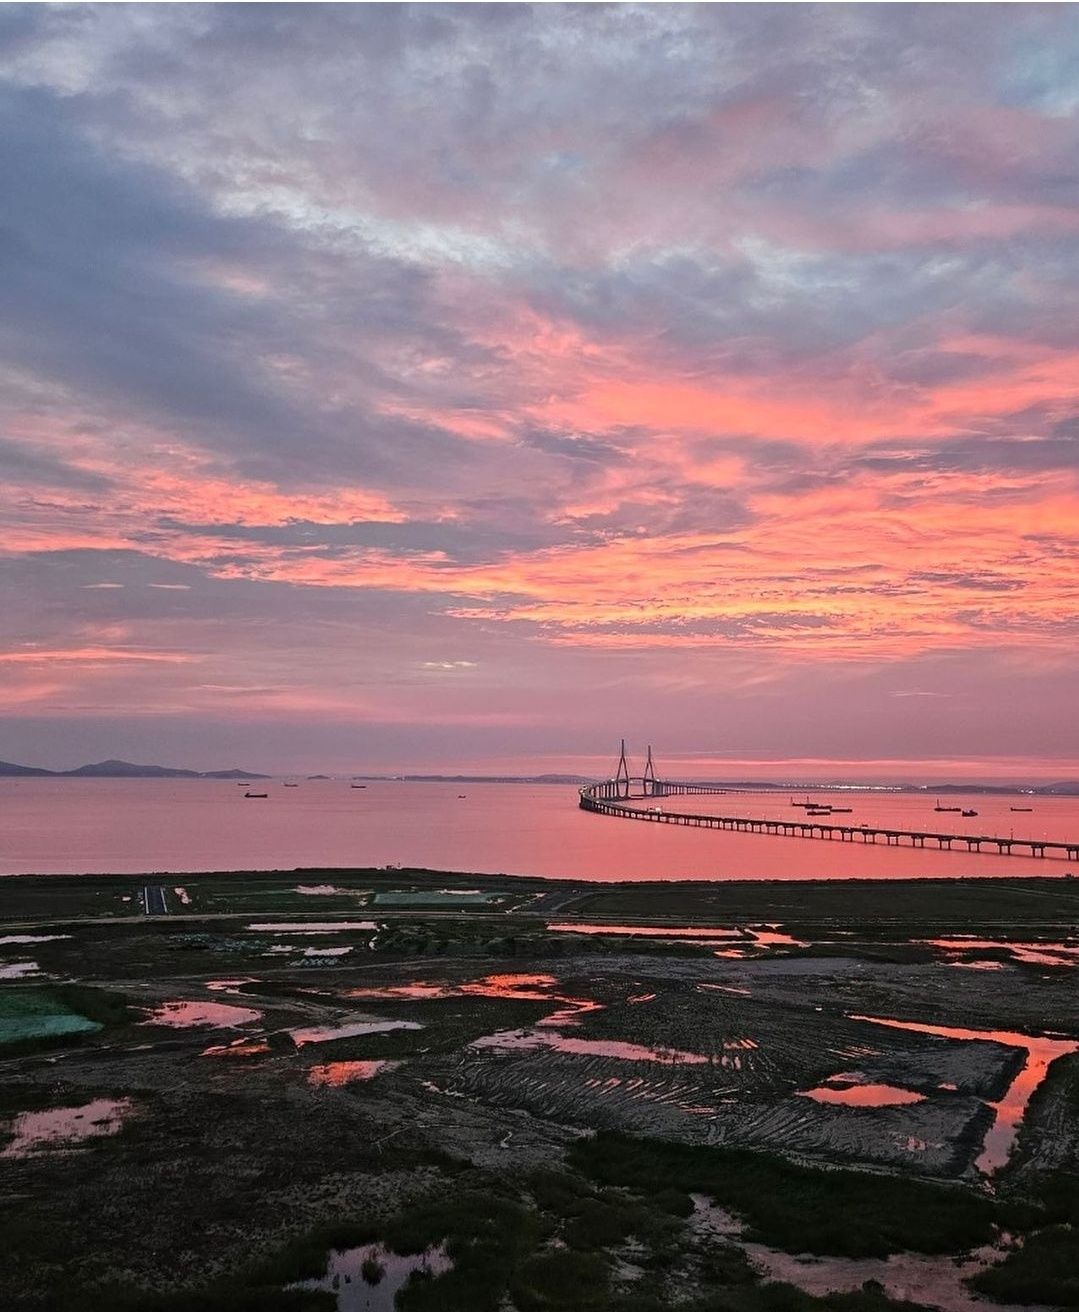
0,759,55,777
0,757,267,779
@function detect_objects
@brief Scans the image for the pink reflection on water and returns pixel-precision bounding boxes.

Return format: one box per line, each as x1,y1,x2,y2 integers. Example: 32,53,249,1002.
345,972,601,1026
140,1000,262,1029
290,1018,424,1047
922,937,1079,968
471,1029,711,1064
202,1039,271,1058
307,1059,400,1086
751,928,809,947
850,1014,1079,1172
801,1083,926,1107
1,1098,132,1157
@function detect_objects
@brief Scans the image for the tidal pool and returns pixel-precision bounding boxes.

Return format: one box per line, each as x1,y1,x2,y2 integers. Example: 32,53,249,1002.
922,937,1079,968
850,1014,1079,1172
800,1083,927,1107
307,1060,400,1086
0,934,71,945
346,972,602,1026
139,1000,263,1028
0,961,41,980
202,1039,271,1058
471,1029,712,1064
289,1018,423,1047
1,1097,132,1157
691,1196,1030,1312
291,1242,451,1311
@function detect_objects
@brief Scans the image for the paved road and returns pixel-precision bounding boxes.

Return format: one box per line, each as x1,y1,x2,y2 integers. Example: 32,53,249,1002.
142,885,169,915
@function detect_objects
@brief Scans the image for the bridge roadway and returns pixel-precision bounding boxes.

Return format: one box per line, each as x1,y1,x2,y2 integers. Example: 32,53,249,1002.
579,779,1079,862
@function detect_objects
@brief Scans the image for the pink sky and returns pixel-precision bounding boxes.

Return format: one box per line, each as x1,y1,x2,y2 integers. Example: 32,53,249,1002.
1,6,1077,782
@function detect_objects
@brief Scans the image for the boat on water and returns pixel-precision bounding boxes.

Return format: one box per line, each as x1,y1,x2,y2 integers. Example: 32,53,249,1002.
934,800,961,812
244,791,269,799
805,807,833,816
351,783,366,789
1010,806,1033,812
829,806,853,814
961,808,978,817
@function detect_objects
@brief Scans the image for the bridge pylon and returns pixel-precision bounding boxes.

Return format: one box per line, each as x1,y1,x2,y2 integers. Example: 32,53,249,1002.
643,744,657,798
614,738,632,800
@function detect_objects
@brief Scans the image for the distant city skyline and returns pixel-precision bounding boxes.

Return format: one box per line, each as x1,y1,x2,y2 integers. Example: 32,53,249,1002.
2,5,1078,780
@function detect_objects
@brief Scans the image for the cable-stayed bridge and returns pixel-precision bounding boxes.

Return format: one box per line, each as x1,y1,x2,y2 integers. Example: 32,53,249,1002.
579,743,1079,862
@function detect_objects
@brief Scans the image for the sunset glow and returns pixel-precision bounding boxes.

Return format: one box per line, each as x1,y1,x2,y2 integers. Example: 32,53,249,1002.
2,5,1077,779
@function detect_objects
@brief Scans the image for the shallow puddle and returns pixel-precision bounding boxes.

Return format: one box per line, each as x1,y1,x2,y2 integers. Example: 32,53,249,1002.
139,1000,263,1029
346,972,601,1026
0,961,41,980
289,1019,423,1047
471,1028,711,1064
202,1039,271,1058
750,928,809,947
850,1014,1079,1172
800,1082,927,1107
923,937,1079,968
0,934,71,945
1,1097,132,1157
291,1242,451,1311
307,1060,401,1086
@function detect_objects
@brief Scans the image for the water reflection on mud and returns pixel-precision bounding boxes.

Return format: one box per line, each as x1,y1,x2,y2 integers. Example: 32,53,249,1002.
1,1097,132,1157
289,1019,423,1047
850,1014,1079,1172
346,972,602,1027
923,937,1079,968
139,1000,262,1029
307,1060,401,1086
801,1082,927,1107
471,1029,713,1064
291,1242,451,1311
202,1039,271,1058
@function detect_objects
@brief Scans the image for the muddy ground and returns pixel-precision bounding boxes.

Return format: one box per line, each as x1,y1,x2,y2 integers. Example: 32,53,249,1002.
1,870,1077,1311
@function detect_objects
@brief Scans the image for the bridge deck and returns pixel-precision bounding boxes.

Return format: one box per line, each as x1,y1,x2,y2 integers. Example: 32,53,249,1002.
579,780,1079,862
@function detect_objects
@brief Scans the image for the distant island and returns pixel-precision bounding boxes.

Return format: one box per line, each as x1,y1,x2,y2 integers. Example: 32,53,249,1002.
0,758,267,780
2,759,1076,794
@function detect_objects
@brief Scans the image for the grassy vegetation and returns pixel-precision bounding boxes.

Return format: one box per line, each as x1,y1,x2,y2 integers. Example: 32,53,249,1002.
245,1221,380,1284
968,1224,1079,1306
570,1132,999,1258
39,1285,335,1312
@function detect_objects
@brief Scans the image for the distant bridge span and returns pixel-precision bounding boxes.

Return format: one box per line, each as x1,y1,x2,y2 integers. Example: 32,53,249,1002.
579,744,1079,863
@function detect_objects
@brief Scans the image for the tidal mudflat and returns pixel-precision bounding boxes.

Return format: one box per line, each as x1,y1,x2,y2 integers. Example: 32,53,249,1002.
1,868,1077,1312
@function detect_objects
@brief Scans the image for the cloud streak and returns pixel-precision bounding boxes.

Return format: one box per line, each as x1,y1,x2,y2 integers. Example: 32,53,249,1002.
1,4,1077,773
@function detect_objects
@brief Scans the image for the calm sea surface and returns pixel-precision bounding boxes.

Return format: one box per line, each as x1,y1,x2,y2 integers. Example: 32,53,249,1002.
1,779,1078,880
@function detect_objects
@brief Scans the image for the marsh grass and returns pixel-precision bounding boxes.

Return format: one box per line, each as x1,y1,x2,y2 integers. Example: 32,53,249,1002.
570,1132,999,1258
